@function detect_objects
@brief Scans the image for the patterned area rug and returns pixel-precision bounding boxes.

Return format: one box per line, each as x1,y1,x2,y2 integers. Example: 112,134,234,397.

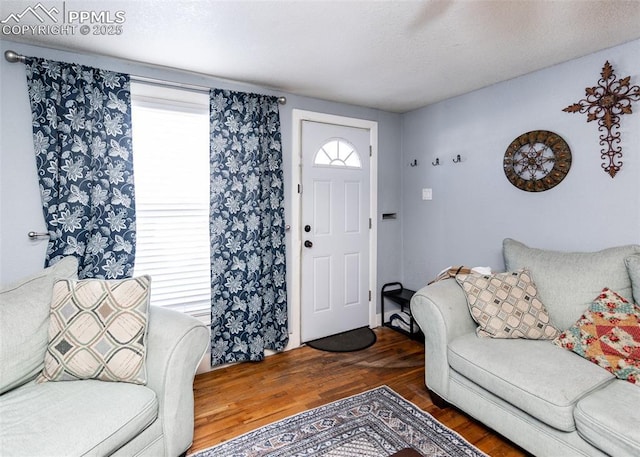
189,386,487,457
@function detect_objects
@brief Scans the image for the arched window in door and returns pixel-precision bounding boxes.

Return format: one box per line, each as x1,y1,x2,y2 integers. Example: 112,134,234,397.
314,139,362,168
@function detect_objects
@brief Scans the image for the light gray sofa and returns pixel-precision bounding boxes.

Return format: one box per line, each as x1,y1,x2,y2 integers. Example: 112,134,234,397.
411,239,640,457
0,258,210,457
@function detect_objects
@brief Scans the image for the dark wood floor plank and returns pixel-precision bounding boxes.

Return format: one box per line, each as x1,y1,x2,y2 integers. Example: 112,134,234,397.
188,327,526,456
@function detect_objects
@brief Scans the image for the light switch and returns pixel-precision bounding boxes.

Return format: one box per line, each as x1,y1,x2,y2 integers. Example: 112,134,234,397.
422,188,432,200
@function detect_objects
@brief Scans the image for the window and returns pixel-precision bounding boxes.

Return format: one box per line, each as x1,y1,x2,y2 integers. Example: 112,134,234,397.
314,138,361,168
131,82,211,321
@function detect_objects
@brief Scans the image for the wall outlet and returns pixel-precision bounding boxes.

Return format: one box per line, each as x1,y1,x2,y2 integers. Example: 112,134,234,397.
422,188,432,200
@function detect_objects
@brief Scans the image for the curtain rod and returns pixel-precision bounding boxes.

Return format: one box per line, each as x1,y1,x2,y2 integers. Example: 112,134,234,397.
4,49,287,105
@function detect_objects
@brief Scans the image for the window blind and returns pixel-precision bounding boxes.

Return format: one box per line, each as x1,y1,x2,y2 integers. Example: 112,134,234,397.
131,82,211,321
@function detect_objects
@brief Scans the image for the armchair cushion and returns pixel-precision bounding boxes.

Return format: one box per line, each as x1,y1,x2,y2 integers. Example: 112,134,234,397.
626,254,640,304
503,238,640,330
574,380,640,457
448,333,614,432
0,380,157,457
0,257,78,394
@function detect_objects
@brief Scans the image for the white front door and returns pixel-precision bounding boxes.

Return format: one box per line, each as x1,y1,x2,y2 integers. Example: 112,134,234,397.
300,120,371,342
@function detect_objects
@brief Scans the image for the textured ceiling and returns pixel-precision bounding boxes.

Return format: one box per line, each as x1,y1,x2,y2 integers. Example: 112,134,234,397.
2,0,640,113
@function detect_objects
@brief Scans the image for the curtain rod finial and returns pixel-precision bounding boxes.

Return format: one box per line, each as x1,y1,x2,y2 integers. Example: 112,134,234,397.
277,96,286,105
4,50,25,63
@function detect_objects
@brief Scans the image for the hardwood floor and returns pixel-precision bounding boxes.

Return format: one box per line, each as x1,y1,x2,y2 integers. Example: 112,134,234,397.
188,327,527,456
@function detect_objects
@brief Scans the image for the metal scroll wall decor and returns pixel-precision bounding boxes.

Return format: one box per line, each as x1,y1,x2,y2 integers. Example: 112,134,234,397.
503,130,572,192
563,61,640,178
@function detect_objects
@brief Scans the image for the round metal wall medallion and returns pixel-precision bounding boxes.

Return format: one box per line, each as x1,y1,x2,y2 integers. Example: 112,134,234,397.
503,130,572,192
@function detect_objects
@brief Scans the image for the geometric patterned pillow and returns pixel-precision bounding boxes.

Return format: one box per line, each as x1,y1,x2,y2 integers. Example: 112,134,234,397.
455,269,560,339
553,288,640,384
36,276,151,385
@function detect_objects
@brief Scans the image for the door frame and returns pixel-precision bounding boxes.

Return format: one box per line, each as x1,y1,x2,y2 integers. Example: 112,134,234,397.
287,109,378,349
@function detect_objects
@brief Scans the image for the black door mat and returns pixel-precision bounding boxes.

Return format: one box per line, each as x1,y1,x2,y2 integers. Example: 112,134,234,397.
306,326,377,352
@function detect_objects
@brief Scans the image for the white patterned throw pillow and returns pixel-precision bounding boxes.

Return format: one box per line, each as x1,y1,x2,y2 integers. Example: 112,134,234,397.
37,276,151,384
455,270,559,339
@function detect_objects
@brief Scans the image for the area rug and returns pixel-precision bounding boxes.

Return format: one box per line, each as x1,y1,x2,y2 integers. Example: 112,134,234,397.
189,386,487,457
306,326,377,352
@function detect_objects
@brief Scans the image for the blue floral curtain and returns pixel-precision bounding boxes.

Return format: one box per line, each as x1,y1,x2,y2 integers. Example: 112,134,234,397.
25,57,136,279
209,89,288,365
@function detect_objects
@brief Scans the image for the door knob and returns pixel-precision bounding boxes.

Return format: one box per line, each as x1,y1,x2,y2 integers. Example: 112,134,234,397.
304,225,311,232
304,240,313,248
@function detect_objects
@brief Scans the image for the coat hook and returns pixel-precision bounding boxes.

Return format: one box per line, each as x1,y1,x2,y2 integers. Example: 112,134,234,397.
410,159,418,167
431,158,440,166
453,154,462,163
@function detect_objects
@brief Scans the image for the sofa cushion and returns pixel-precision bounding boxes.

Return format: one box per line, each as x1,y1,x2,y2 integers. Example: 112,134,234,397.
574,380,640,457
0,379,157,457
448,332,614,431
38,276,151,385
554,288,640,384
503,238,640,330
455,269,559,339
626,254,640,304
0,257,78,394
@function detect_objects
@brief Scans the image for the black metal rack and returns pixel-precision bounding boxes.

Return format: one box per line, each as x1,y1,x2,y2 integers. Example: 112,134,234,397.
381,282,423,341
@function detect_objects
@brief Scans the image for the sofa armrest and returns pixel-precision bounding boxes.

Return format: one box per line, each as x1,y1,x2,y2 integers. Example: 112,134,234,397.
145,306,209,457
410,279,475,400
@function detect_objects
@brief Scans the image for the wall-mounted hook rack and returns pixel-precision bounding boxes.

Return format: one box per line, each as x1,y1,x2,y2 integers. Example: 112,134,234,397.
410,159,418,167
452,154,462,163
431,158,440,166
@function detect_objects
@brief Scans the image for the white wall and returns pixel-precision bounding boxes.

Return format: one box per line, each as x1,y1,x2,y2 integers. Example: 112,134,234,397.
0,40,404,316
400,38,640,290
